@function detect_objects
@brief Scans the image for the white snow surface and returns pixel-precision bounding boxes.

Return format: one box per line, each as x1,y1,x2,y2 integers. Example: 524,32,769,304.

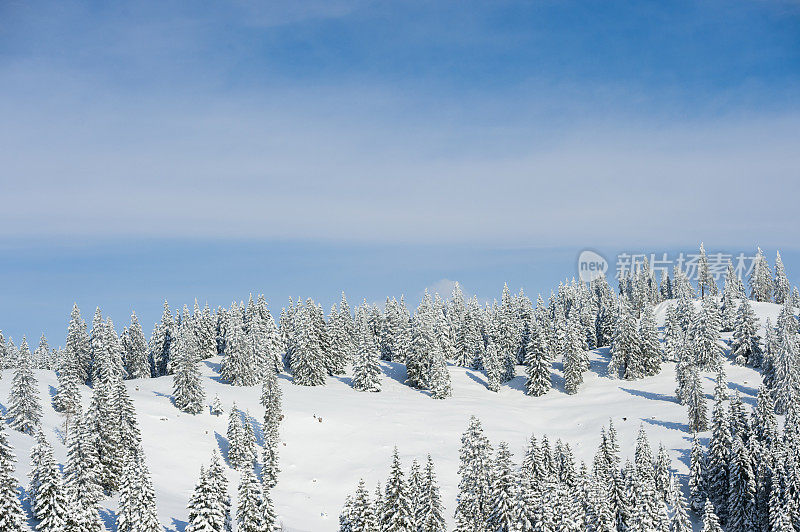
0,300,782,531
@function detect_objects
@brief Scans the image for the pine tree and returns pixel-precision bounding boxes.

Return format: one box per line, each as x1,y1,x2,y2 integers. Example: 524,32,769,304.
227,404,254,470
151,300,174,377
772,316,799,415
687,366,708,432
428,342,452,399
670,477,693,532
8,338,42,435
352,313,382,393
173,320,206,414
774,251,790,305
32,437,68,532
220,306,259,386
0,420,24,532
731,298,761,366
237,468,265,532
407,293,437,389
187,467,226,532
117,446,160,532
208,451,233,532
484,340,502,392
707,396,731,520
346,480,374,532
381,447,414,531
692,297,722,371
487,442,517,532
608,300,641,379
63,407,103,532
418,455,445,532
261,366,282,489
563,313,585,394
698,243,718,297
124,311,151,379
702,499,723,532
726,434,756,532
211,394,223,415
291,302,327,386
639,304,662,376
749,248,772,302
454,416,493,532
524,317,551,396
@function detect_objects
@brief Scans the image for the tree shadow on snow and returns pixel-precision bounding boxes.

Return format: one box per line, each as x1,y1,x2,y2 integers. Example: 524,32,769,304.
588,347,612,378
505,375,528,394
331,374,354,387
152,390,177,408
48,385,58,399
99,508,117,531
167,518,188,532
549,361,568,395
0,402,7,417
620,387,676,403
20,486,37,530
203,360,225,383
465,370,487,388
382,361,408,386
214,432,231,467
727,380,758,399
641,417,690,433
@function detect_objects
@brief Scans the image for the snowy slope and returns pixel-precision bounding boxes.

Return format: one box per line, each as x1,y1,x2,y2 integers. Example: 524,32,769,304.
0,302,782,531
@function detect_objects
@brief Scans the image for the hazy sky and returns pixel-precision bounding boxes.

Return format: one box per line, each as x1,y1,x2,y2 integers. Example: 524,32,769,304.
1,0,799,341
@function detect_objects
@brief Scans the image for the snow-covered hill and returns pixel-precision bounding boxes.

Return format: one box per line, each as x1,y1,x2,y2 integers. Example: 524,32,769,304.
0,302,782,531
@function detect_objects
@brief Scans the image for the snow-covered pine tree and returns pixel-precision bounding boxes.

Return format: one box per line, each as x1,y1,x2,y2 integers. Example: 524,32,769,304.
483,340,502,392
771,315,799,415
226,404,251,470
260,366,282,489
496,284,519,383
487,442,517,532
407,458,422,530
117,446,160,532
697,243,719,297
211,394,223,415
417,455,445,532
124,311,150,379
687,365,709,432
563,313,586,394
31,435,67,532
0,420,25,532
670,476,693,532
406,292,436,389
524,316,551,396
208,451,233,532
707,395,732,520
774,251,790,305
8,338,42,435
187,466,226,532
731,298,762,366
726,433,757,532
151,300,174,377
220,305,259,386
352,312,382,393
692,296,722,371
702,499,723,532
428,338,452,399
173,318,206,414
346,479,374,532
237,467,265,532
749,248,773,302
381,447,414,531
291,301,327,387
64,407,103,532
639,304,661,377
454,416,493,532
608,300,641,380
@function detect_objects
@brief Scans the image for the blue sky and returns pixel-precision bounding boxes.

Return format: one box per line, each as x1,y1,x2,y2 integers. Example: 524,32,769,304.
1,0,799,342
